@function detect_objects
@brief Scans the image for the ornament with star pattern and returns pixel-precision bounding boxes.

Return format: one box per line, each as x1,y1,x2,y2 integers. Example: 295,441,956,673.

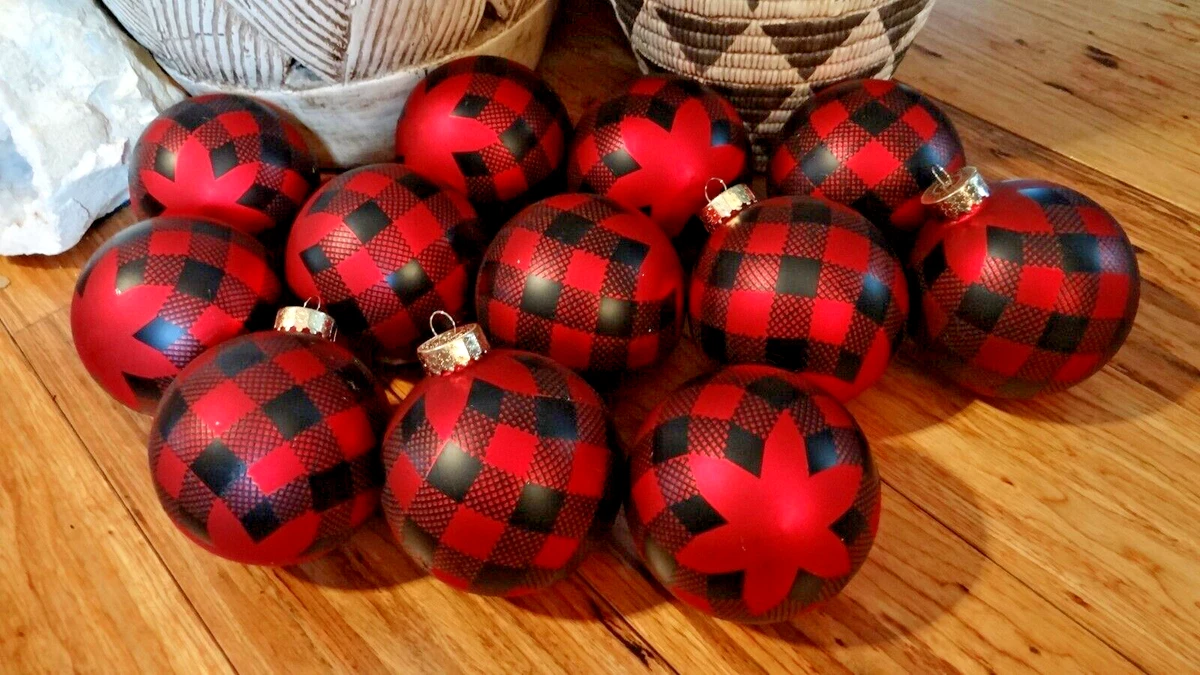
148,305,387,566
129,94,319,243
567,76,750,261
627,365,880,623
690,185,908,402
768,79,965,255
910,167,1140,398
382,319,618,596
72,217,281,413
285,163,487,363
395,56,571,219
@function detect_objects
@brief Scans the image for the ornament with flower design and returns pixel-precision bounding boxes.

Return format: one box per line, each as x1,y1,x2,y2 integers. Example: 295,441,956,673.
129,94,319,244
626,365,880,623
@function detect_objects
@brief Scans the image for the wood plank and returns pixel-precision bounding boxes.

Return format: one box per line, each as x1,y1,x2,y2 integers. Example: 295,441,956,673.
0,208,136,335
14,307,673,674
2,1,1197,671
903,0,1200,218
0,327,230,672
848,102,1200,670
600,102,1200,671
601,121,1200,671
557,3,1200,669
582,487,1138,675
21,304,1138,674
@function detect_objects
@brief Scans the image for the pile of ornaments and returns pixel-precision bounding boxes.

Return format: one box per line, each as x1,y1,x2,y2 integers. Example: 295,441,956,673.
71,58,1140,623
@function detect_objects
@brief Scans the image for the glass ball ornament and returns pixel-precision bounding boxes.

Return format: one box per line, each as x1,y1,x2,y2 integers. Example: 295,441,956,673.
129,94,319,242
768,79,966,255
626,365,881,623
909,166,1141,397
476,193,685,376
567,76,751,260
690,184,908,401
284,163,487,363
71,217,281,412
147,305,387,566
395,55,571,216
381,316,619,596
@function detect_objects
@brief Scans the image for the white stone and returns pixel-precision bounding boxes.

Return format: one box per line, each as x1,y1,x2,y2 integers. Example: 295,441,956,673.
0,0,184,256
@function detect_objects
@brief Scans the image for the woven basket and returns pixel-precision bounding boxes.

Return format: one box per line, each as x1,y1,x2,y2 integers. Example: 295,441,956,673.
610,0,936,170
102,0,559,168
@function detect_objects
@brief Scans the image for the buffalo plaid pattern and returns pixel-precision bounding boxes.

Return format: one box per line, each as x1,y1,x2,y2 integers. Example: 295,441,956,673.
476,194,685,376
382,350,617,595
567,76,750,259
72,217,281,413
149,331,386,566
689,196,908,402
395,56,571,211
911,180,1141,398
285,164,487,363
768,79,964,252
627,365,880,623
130,94,318,241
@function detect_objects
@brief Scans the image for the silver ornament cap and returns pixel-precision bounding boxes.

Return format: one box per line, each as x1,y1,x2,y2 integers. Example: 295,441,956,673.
274,300,337,341
922,166,991,219
700,178,758,232
417,311,489,376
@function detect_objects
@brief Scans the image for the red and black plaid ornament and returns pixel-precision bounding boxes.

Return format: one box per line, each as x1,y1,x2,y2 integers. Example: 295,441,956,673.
395,56,571,217
910,167,1140,398
567,76,750,259
476,193,685,376
129,94,319,241
768,79,965,254
285,163,487,363
690,186,908,401
72,217,281,413
382,320,617,596
627,365,880,623
148,305,386,566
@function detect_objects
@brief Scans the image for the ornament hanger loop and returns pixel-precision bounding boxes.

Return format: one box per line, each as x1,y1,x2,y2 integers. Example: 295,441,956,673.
429,310,457,336
931,165,955,189
704,178,728,203
302,296,323,311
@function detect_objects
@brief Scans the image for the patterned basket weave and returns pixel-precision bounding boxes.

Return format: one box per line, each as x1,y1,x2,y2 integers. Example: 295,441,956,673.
102,0,559,168
609,0,937,170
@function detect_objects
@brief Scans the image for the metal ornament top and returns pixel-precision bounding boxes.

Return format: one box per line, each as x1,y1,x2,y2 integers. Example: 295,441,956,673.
275,300,338,341
921,166,991,219
417,311,490,375
700,178,758,232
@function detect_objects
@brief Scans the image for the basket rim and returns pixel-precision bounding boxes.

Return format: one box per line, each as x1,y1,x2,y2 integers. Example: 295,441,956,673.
629,40,914,86
624,9,927,58
613,0,926,23
163,0,558,93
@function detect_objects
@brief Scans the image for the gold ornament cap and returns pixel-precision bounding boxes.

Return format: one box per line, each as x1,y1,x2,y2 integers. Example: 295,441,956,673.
922,166,990,219
417,311,490,376
700,179,758,232
275,301,337,341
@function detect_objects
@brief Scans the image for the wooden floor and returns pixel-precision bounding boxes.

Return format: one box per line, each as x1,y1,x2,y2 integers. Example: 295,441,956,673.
2,0,1197,672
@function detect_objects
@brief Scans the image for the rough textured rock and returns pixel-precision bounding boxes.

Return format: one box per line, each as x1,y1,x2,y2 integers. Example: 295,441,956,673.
0,0,184,256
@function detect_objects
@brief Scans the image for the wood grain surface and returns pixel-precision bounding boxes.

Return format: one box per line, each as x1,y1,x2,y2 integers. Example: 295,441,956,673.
1,0,1197,672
